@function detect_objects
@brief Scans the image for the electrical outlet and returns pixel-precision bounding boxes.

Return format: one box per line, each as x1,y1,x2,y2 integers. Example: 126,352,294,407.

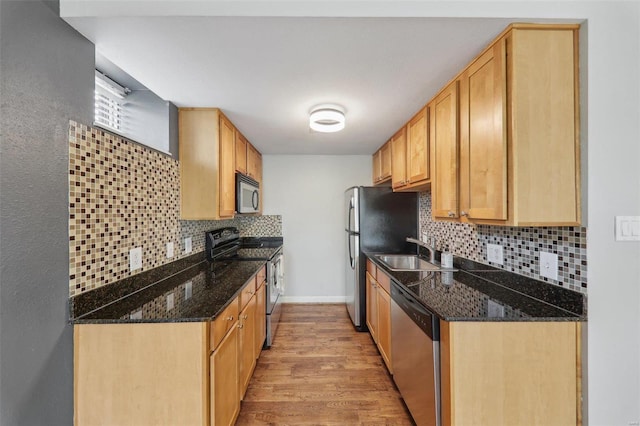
487,243,504,265
539,251,559,280
166,293,175,310
129,247,142,271
166,242,174,258
487,300,505,318
130,309,142,320
184,237,192,254
185,280,193,300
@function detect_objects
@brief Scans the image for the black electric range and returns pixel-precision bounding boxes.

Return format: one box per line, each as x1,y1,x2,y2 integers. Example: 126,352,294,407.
206,228,282,262
205,227,284,349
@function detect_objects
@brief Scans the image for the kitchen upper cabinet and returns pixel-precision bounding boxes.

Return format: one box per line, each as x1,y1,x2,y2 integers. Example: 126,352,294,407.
236,132,262,183
432,24,581,226
441,320,582,425
236,132,249,175
392,107,431,192
372,141,392,185
391,127,407,189
247,143,261,182
235,132,248,175
431,81,460,220
406,107,430,185
179,108,236,220
459,39,507,222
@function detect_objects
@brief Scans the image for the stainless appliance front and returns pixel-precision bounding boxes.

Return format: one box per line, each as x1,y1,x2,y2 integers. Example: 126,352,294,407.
236,173,260,214
265,249,284,348
391,282,440,426
344,187,360,327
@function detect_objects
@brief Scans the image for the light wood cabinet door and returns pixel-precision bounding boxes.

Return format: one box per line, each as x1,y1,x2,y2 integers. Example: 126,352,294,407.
376,285,392,373
506,27,580,226
239,294,256,399
391,127,407,189
247,143,261,181
441,320,581,426
431,82,459,220
407,107,429,184
380,141,392,180
372,150,382,184
254,279,266,357
235,133,248,174
459,39,508,221
365,272,378,342
211,324,240,426
219,115,236,218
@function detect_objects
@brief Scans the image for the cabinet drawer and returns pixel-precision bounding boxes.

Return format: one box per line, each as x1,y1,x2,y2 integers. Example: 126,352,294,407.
256,265,267,289
377,271,391,294
366,259,377,280
211,298,239,352
240,276,257,310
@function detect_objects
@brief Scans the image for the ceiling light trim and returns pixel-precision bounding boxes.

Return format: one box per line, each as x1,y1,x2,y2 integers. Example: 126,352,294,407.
309,105,346,133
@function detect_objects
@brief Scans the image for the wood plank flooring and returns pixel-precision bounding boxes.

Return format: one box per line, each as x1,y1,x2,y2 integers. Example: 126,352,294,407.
236,303,414,426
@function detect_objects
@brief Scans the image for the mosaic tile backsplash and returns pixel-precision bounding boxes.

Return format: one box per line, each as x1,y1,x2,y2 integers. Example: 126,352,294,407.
418,192,587,294
69,121,281,296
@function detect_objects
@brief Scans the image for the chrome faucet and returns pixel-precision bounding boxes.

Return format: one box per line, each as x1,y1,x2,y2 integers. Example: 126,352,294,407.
406,236,436,263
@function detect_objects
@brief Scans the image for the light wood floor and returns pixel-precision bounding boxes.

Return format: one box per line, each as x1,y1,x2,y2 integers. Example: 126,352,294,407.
236,303,414,426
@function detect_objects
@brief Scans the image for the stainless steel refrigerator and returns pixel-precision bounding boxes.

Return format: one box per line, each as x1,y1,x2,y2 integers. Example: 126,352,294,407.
344,186,418,331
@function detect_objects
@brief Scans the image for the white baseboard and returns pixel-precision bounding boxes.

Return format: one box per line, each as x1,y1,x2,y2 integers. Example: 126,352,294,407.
280,296,346,303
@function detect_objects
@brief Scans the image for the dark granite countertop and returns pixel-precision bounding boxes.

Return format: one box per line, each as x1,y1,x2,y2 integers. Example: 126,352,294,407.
70,254,267,324
366,253,586,322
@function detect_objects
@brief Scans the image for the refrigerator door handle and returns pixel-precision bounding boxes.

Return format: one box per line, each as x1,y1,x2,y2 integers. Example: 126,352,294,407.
347,197,354,233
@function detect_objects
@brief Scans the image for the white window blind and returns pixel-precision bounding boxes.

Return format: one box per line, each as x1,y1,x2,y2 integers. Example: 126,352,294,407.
94,70,130,132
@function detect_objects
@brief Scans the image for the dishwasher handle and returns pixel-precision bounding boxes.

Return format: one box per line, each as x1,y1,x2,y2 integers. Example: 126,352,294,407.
391,282,439,341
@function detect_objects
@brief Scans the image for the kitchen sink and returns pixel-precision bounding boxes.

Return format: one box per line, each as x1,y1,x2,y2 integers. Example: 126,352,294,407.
374,254,457,272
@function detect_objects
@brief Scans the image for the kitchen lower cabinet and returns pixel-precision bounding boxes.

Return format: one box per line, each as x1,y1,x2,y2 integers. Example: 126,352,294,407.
440,320,582,426
254,270,267,356
74,272,265,426
239,293,257,399
365,271,378,342
211,322,239,426
74,322,210,426
365,260,392,373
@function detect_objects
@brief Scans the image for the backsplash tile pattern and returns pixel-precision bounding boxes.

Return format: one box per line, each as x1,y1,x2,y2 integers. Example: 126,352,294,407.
69,121,281,296
418,192,587,293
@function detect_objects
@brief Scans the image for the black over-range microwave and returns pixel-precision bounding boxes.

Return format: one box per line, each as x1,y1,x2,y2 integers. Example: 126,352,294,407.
236,173,260,214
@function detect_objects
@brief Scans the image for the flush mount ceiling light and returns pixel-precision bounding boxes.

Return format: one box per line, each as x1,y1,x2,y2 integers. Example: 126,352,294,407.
309,105,345,133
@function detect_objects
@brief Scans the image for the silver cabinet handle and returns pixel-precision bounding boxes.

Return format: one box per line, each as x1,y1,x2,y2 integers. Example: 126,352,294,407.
227,316,234,321
461,211,468,217
448,211,456,217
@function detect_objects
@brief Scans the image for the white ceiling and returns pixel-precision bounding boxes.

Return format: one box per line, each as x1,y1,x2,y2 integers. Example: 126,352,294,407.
61,4,569,155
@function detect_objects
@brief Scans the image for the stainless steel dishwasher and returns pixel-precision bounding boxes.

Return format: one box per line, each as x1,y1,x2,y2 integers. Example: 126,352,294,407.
391,282,440,426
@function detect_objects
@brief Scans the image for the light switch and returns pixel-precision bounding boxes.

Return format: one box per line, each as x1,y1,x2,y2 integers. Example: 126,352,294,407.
166,242,174,258
539,251,558,281
616,216,640,241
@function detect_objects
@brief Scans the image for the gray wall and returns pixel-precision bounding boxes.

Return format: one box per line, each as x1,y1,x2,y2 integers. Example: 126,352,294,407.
0,1,94,424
